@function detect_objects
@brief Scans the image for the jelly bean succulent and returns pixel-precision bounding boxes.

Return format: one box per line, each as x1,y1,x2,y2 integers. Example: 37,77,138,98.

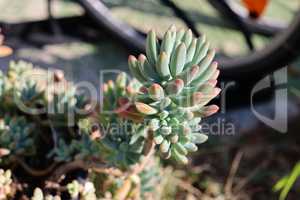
0,61,88,165
127,26,220,163
0,26,220,199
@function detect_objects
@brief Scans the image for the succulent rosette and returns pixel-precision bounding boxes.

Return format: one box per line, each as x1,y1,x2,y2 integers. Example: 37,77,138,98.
127,26,221,164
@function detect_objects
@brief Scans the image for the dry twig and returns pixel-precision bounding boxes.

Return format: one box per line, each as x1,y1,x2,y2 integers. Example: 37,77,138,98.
224,151,244,197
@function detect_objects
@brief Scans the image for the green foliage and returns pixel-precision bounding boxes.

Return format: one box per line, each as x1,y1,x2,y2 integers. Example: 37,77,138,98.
0,116,35,162
97,73,146,169
274,161,300,200
0,27,221,199
139,159,161,198
49,134,100,162
0,61,89,165
0,61,87,123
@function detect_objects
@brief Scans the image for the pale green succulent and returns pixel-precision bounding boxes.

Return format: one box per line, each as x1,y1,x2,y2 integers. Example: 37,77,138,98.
31,188,61,200
97,73,146,169
0,61,87,124
67,180,81,199
0,116,35,162
67,180,97,200
0,26,221,200
51,135,100,162
0,169,13,200
139,158,161,198
128,26,220,164
0,61,91,161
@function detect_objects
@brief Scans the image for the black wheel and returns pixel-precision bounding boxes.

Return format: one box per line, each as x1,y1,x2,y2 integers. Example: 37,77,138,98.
77,0,146,52
77,0,300,80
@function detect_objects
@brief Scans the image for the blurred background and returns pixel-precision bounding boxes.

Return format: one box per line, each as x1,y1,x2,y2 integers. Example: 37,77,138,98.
1,0,300,199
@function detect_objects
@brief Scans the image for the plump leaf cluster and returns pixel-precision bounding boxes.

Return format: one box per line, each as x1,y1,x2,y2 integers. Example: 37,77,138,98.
97,73,148,168
0,169,13,200
0,61,86,123
127,26,220,163
0,27,220,199
0,61,88,164
0,116,34,162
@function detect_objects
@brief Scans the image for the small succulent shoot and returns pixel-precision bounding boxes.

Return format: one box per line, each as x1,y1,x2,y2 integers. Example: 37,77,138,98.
127,26,221,164
0,169,14,199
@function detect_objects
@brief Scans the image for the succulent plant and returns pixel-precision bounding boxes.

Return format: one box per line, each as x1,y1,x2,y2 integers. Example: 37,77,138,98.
66,180,97,200
0,26,221,199
98,73,146,169
0,61,90,166
0,116,35,163
67,180,81,199
31,188,62,200
127,26,220,164
0,169,14,200
0,61,87,125
139,158,161,198
48,134,100,162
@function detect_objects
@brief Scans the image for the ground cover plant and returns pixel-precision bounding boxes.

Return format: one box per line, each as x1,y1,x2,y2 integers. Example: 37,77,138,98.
0,26,220,199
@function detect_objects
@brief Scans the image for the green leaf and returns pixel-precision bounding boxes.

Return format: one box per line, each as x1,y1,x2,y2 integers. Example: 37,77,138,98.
146,30,158,66
116,72,127,88
159,110,169,120
160,140,170,153
166,79,184,95
177,65,200,85
193,105,219,117
197,49,215,74
191,133,208,144
160,28,176,56
128,56,147,83
184,142,198,152
156,52,171,79
191,50,216,86
191,38,208,65
273,175,289,192
174,143,188,155
186,38,197,63
138,54,160,82
148,83,165,101
160,97,172,109
130,126,147,145
161,126,172,136
182,29,193,47
149,118,160,131
276,162,300,200
198,81,216,94
175,28,185,47
170,43,187,77
170,135,179,143
172,147,188,164
154,135,164,145
176,92,203,107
